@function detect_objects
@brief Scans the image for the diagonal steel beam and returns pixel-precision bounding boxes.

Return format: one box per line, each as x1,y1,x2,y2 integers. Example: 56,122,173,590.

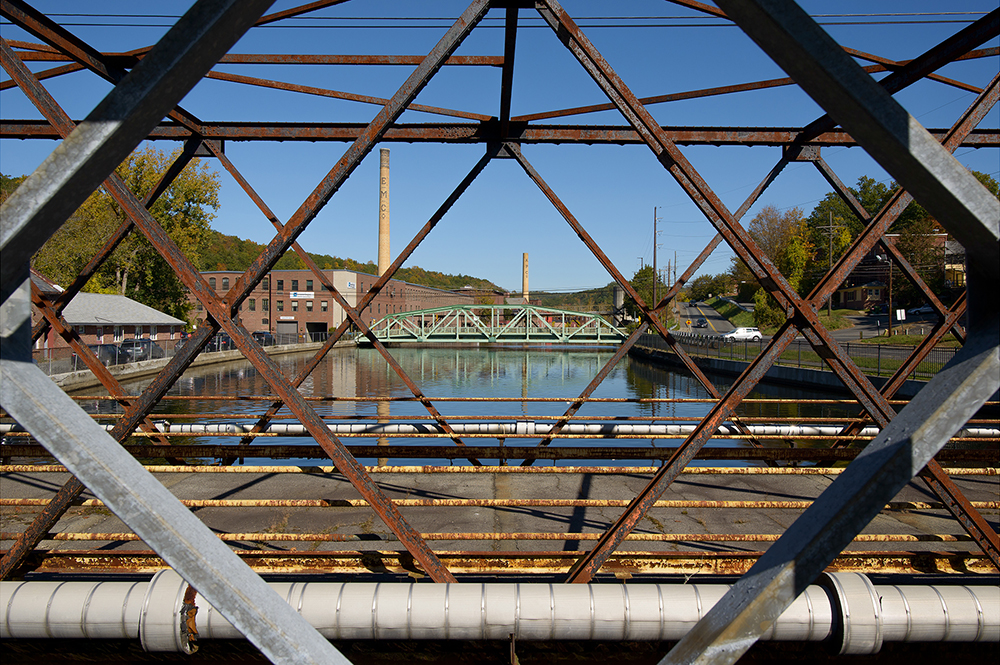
658,1,1000,661
207,143,482,462
538,0,997,581
498,6,518,138
27,133,204,343
223,0,491,313
5,24,464,582
1,289,345,663
518,153,792,465
0,0,277,288
4,2,490,568
505,144,727,412
204,70,494,121
1,0,278,577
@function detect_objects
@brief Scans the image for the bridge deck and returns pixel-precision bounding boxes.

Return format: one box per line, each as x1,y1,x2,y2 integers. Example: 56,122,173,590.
4,464,995,577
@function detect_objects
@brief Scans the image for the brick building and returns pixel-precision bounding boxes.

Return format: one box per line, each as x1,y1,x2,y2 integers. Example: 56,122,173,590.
31,270,185,353
191,269,475,340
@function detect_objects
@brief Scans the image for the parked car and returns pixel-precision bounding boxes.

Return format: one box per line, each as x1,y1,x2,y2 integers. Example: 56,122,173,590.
208,332,234,352
71,343,124,367
252,330,275,346
694,317,708,328
722,327,763,342
907,304,934,315
119,338,165,362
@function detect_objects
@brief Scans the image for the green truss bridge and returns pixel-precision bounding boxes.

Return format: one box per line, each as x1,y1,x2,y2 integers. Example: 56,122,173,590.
361,304,626,345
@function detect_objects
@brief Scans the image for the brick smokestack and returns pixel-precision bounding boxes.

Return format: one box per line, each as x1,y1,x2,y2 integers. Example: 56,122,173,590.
378,148,390,276
522,253,529,302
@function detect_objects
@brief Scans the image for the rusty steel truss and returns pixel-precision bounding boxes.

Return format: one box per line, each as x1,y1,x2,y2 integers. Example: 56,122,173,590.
1,1,998,662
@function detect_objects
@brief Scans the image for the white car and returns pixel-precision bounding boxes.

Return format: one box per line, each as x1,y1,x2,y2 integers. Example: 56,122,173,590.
722,327,762,342
907,304,934,315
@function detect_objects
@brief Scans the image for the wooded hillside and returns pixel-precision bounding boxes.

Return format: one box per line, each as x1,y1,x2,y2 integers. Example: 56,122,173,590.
199,230,503,292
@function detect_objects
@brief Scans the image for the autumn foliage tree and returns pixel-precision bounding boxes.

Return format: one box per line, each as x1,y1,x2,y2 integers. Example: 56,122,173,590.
729,205,814,330
30,145,218,320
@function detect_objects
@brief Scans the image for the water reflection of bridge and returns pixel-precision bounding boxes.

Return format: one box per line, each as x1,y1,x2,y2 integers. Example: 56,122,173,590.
361,304,626,344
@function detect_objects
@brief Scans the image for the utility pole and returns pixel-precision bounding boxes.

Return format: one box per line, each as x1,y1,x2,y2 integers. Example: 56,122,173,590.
652,207,658,310
817,211,843,317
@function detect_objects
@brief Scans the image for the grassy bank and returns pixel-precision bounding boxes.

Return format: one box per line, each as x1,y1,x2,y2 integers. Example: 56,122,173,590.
705,297,854,334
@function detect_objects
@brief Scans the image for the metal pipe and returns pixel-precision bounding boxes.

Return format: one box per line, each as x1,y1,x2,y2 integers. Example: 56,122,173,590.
2,572,996,652
3,421,995,438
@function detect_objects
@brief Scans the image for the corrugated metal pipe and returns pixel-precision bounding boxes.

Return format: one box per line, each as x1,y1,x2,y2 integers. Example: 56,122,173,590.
2,571,997,654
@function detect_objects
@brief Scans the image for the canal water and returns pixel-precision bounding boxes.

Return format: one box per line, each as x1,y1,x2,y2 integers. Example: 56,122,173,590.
93,345,855,466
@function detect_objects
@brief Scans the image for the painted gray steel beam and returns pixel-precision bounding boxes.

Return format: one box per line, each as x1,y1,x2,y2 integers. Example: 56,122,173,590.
0,0,275,289
0,277,346,662
660,1,1000,663
712,0,999,284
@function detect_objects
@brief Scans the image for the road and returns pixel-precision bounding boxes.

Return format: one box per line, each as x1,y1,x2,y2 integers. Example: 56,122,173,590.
679,301,735,334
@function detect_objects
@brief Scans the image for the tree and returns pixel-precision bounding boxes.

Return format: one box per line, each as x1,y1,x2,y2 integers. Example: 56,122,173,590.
31,145,218,320
687,272,732,302
625,265,668,324
728,204,813,329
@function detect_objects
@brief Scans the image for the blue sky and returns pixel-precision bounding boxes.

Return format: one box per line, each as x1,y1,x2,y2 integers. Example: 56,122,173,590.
2,1,997,293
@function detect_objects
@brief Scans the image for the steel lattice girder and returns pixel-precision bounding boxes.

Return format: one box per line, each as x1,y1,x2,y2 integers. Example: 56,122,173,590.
1,1,998,662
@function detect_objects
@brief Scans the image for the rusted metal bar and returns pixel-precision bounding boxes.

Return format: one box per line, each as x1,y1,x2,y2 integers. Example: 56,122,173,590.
108,137,459,583
29,136,204,342
6,119,998,147
796,8,1000,145
6,548,992,577
7,49,506,66
5,444,996,463
27,284,175,452
565,324,801,583
506,144,726,414
1,0,123,82
92,0,497,583
204,70,493,121
8,531,972,544
255,0,350,27
661,1,1000,660
206,145,496,462
0,60,82,90
498,6,518,138
221,0,490,330
535,0,997,581
0,28,236,581
8,497,991,511
6,464,995,475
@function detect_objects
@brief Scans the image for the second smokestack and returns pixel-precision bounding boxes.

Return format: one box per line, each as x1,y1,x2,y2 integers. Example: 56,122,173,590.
378,148,390,276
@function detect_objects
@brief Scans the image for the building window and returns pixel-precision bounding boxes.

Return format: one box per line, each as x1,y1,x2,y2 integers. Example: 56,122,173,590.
291,279,299,291
249,298,256,311
222,277,229,289
276,279,284,292
262,277,269,291
209,277,216,289
321,301,328,312
197,302,203,311
277,300,284,312
151,326,157,341
292,301,299,312
306,301,313,312
306,279,313,291
262,298,269,312
262,318,268,326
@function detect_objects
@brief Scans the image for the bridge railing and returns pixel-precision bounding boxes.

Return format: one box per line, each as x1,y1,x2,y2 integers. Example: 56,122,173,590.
636,332,956,382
